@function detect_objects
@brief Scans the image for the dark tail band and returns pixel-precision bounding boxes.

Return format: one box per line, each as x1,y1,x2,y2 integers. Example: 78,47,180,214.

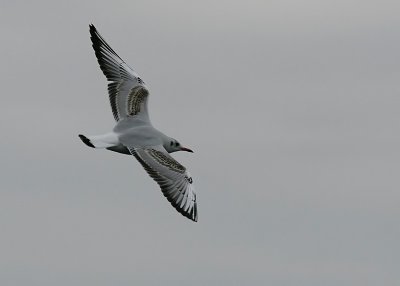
79,134,95,148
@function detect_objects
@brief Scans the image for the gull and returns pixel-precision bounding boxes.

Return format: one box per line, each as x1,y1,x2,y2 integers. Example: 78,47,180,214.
79,24,197,222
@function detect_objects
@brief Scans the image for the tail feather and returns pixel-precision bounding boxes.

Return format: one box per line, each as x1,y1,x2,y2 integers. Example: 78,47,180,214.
79,134,95,148
78,133,119,149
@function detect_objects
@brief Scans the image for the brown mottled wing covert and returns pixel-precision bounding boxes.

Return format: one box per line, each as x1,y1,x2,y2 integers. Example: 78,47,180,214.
127,86,149,116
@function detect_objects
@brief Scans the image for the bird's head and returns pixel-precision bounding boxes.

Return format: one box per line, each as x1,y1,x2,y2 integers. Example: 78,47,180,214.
164,138,193,153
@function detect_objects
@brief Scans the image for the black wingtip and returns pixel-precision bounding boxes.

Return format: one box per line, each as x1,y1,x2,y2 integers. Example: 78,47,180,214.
79,134,95,148
88,22,124,82
192,203,198,222
89,24,99,40
89,23,96,34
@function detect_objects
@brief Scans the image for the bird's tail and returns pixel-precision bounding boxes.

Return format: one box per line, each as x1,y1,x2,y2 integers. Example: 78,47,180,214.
78,133,119,149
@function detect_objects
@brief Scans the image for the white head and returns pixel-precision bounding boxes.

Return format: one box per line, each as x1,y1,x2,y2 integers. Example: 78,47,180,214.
163,137,193,153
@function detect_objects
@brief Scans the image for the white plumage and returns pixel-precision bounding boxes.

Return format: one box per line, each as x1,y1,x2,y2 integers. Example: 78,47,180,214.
79,24,197,222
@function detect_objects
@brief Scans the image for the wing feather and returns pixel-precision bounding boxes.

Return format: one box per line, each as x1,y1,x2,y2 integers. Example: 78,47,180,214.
128,146,198,222
89,24,150,122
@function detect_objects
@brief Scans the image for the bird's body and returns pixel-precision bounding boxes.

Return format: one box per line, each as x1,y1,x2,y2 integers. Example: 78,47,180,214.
79,24,198,222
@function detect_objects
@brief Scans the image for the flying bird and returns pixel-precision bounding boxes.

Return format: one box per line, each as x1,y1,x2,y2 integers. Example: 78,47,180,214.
79,24,197,222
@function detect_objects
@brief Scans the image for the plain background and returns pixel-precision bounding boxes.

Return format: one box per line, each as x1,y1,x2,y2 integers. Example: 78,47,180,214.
1,0,399,285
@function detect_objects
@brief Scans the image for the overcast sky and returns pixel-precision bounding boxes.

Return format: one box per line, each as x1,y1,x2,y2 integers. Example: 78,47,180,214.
1,0,399,285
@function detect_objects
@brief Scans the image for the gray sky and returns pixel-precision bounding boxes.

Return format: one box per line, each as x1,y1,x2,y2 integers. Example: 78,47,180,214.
1,0,399,285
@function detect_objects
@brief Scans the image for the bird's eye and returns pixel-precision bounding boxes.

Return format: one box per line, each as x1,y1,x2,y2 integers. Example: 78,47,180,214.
170,141,173,146
175,142,179,147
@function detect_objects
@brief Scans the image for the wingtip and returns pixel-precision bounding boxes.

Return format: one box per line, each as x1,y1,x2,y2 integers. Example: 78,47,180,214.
184,203,198,222
89,23,97,35
184,212,198,222
192,204,198,222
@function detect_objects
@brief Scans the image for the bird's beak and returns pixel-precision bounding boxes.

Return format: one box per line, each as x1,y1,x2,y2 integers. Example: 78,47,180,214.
180,147,194,153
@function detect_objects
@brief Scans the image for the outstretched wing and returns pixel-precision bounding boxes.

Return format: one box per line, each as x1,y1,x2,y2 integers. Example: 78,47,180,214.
89,24,150,122
128,145,198,222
